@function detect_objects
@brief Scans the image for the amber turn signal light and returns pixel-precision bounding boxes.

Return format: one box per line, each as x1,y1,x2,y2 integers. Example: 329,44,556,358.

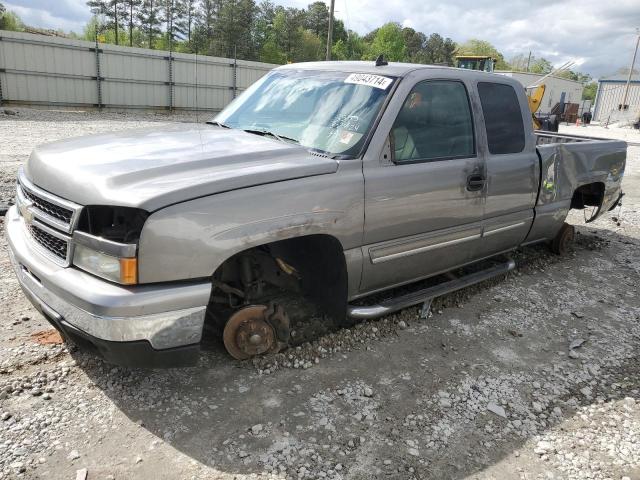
119,258,138,285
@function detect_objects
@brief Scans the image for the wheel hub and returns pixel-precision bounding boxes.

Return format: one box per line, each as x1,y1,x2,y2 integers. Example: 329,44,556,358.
223,306,276,360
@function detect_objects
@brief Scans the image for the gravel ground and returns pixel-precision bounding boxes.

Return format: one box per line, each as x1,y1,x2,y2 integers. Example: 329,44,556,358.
1,108,640,480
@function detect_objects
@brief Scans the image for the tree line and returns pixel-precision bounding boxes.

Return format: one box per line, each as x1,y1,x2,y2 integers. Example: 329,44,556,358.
80,0,460,65
0,0,598,99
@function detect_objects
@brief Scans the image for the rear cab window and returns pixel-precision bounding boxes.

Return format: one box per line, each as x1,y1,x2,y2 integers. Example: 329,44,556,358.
477,82,525,154
391,80,475,163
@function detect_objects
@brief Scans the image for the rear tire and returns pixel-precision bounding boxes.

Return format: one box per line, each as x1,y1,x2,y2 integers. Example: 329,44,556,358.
550,223,575,255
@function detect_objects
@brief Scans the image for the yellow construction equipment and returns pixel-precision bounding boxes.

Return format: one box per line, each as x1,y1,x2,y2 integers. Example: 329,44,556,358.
527,84,546,130
455,55,495,73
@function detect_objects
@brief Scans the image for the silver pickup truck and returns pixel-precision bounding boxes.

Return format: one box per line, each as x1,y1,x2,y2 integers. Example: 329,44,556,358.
5,61,626,367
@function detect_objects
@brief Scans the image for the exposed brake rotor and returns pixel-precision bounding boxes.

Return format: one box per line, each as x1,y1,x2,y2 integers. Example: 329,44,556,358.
222,304,290,360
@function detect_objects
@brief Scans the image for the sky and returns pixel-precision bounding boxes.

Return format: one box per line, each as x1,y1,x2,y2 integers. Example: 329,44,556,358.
4,0,640,79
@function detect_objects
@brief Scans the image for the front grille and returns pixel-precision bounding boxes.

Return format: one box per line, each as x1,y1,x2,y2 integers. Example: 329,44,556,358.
20,185,74,225
28,224,68,262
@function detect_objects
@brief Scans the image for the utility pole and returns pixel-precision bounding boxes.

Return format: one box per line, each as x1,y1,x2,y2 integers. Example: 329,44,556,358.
326,0,335,61
621,28,640,110
167,0,175,111
94,22,103,109
526,51,531,72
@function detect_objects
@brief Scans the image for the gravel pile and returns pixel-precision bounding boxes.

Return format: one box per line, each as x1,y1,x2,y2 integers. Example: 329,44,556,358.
251,315,407,374
538,397,640,477
0,360,92,477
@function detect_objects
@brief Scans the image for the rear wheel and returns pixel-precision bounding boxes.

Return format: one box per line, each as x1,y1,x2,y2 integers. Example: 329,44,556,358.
550,223,575,255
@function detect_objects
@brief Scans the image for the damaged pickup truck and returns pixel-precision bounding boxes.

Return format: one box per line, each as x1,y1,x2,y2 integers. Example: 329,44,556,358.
5,61,626,367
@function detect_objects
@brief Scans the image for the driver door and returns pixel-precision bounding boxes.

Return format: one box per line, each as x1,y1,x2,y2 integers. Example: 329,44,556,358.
360,78,485,294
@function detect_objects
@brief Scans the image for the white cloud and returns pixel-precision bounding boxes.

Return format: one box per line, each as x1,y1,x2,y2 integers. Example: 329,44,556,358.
5,0,640,78
6,0,90,33
312,0,640,78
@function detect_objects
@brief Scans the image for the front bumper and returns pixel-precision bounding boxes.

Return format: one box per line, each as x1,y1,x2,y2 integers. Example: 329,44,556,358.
5,206,212,367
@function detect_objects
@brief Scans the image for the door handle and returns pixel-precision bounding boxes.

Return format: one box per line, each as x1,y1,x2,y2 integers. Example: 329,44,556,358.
466,174,485,191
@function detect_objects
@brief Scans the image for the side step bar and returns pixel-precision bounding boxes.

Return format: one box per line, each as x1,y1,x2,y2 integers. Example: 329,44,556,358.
347,259,516,320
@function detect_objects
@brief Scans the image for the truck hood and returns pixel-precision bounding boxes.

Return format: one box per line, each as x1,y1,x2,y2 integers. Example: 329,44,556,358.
24,124,339,211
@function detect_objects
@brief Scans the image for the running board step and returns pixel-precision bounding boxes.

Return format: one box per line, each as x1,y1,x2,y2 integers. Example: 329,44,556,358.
347,259,516,320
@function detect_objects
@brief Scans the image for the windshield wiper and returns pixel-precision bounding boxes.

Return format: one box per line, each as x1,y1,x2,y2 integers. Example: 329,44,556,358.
242,129,299,144
308,147,355,160
207,120,231,128
243,129,352,159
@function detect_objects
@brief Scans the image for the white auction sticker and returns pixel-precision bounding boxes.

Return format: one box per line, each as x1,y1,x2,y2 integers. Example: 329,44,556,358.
339,131,355,144
344,73,393,90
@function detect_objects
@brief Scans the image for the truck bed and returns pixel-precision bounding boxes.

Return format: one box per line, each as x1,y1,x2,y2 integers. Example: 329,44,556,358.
534,130,623,145
534,130,626,223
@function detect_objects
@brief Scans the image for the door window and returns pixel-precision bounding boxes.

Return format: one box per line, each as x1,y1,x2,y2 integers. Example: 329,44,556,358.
391,81,475,163
477,82,525,154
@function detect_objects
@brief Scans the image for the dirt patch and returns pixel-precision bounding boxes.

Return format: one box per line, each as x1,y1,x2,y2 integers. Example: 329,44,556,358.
30,330,63,345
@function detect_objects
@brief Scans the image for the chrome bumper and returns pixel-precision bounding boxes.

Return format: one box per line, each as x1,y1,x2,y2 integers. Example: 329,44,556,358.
5,206,211,350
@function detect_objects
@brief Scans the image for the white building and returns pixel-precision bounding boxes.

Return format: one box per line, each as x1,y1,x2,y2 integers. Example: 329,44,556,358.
592,72,640,124
495,71,584,115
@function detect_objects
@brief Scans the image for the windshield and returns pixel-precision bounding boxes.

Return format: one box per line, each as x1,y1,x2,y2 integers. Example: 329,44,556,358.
213,69,396,157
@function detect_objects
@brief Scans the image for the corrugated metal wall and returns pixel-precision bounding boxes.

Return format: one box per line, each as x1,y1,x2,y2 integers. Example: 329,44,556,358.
592,81,640,123
0,30,276,111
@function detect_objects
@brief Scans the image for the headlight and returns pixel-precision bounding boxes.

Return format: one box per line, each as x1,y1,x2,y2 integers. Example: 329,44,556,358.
72,233,138,285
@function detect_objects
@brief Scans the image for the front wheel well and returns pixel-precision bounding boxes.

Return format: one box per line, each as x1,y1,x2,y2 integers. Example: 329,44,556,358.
209,234,349,325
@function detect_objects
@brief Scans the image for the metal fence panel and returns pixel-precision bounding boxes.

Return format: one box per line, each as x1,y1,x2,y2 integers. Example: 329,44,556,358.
0,30,277,111
236,61,272,90
593,81,640,123
172,54,235,110
173,84,233,111
0,30,98,105
101,48,170,108
4,71,96,105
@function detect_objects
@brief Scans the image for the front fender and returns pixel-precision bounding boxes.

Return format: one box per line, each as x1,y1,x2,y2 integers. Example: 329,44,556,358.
137,162,364,283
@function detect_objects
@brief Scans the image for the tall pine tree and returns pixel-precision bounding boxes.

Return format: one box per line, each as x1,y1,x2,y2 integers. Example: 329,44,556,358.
161,0,187,49
137,0,163,48
215,0,256,59
87,0,125,45
122,0,142,46
175,0,197,45
304,1,327,38
192,0,217,54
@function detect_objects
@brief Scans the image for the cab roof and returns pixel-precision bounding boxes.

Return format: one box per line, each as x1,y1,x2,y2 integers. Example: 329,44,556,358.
276,60,503,80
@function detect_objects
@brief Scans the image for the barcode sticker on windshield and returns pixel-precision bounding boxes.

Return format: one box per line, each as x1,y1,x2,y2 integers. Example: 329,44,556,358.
344,73,393,90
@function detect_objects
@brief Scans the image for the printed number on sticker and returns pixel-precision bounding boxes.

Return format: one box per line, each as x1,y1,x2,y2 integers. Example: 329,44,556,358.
344,73,392,90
